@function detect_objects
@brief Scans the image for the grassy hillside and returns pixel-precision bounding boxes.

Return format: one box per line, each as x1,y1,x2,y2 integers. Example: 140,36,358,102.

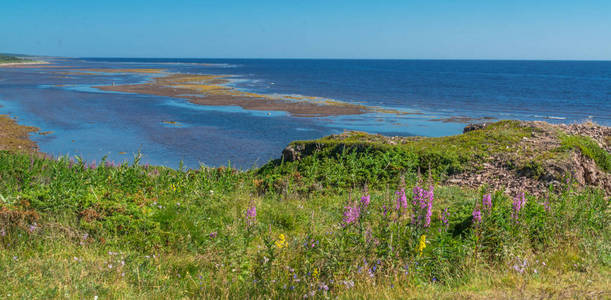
0,121,609,298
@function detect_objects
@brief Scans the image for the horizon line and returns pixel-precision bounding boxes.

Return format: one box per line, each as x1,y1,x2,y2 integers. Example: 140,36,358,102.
5,52,611,62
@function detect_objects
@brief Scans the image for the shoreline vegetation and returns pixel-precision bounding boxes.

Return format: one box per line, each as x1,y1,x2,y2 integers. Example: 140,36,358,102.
0,115,609,298
0,54,46,66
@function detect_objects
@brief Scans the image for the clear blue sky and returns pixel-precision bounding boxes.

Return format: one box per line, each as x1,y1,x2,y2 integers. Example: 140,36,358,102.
1,0,610,59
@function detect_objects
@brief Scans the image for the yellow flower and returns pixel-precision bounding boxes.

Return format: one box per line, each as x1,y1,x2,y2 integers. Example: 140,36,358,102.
275,234,288,249
312,268,319,281
418,235,426,256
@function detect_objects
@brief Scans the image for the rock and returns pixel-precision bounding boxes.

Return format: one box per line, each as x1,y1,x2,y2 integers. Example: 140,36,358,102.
281,145,300,162
463,123,488,133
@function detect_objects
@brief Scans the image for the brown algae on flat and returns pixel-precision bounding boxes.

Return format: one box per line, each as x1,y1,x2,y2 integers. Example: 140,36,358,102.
0,114,39,153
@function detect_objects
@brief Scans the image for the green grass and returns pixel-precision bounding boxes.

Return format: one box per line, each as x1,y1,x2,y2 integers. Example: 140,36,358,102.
0,148,609,298
257,120,535,193
559,134,611,172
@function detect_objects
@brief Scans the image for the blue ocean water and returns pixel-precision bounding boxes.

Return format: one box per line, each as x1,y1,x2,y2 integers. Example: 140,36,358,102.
1,58,609,169
83,58,611,123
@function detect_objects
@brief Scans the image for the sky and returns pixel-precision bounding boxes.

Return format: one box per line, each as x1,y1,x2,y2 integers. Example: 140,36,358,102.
1,0,610,60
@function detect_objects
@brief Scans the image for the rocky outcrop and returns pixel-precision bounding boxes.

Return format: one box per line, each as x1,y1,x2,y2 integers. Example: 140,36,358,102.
277,121,610,196
463,123,489,133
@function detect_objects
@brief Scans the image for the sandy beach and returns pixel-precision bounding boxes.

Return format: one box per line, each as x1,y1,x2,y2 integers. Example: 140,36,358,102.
0,61,49,67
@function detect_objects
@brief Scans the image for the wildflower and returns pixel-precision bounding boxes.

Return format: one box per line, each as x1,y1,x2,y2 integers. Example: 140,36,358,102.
246,201,257,226
441,208,450,230
396,188,408,211
361,194,370,208
312,268,319,281
275,234,288,249
412,185,434,227
1,227,5,237
542,195,550,212
482,194,492,211
342,280,354,288
512,257,528,274
361,185,370,209
418,235,426,256
28,223,38,233
472,206,482,224
424,186,434,227
209,231,217,239
342,202,360,226
511,192,526,222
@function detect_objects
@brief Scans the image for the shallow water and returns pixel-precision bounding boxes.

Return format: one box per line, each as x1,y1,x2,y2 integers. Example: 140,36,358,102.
1,58,609,169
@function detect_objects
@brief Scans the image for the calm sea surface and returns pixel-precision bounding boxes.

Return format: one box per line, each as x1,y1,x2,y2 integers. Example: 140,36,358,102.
1,58,609,168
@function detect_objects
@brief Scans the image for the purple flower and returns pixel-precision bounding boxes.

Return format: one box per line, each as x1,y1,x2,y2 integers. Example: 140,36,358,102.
246,201,257,226
441,208,450,229
396,189,407,211
424,186,434,227
542,196,550,212
511,192,526,222
209,231,217,239
411,185,434,227
342,202,361,226
28,223,38,233
361,194,370,208
482,194,492,211
472,207,482,224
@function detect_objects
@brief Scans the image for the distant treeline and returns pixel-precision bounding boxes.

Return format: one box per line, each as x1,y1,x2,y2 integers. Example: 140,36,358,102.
0,54,30,63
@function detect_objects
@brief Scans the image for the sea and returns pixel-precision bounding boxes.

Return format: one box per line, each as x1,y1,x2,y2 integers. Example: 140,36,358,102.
1,58,609,169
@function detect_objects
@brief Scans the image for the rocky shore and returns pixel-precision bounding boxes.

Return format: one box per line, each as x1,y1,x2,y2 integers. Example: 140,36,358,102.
0,114,38,153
